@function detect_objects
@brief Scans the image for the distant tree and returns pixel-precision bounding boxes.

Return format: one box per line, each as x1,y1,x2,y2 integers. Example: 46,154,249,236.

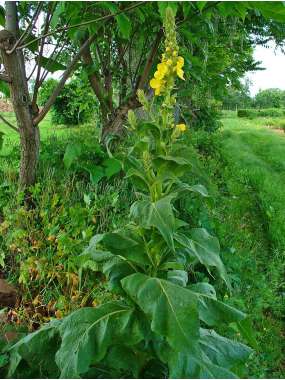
222,79,253,110
254,88,285,108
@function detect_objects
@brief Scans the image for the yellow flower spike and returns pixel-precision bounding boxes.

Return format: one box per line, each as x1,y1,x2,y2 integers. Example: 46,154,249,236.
150,78,161,89
166,59,173,66
176,123,186,132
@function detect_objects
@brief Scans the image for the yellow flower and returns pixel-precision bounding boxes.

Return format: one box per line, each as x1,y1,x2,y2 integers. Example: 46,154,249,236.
150,78,161,89
172,50,178,57
155,87,161,96
176,123,186,132
157,62,168,76
154,70,164,80
166,46,171,52
176,67,185,80
177,56,184,67
166,59,173,66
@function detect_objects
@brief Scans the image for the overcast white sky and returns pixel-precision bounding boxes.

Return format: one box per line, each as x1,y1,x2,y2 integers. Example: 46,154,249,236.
246,41,285,96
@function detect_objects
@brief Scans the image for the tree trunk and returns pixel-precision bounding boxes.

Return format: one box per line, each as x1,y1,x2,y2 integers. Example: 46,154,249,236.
0,2,40,188
0,30,40,188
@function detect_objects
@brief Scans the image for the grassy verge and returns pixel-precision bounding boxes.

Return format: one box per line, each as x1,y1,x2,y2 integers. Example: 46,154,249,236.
192,116,284,378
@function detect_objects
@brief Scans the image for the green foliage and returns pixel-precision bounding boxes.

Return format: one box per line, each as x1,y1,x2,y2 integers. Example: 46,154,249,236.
38,77,96,125
237,108,285,118
254,88,285,108
63,142,122,184
37,78,58,106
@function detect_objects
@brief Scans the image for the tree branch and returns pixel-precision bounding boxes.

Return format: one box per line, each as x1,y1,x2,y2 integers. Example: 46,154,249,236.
81,39,108,112
0,113,19,133
136,29,163,90
7,2,43,54
32,6,53,107
33,32,100,125
17,2,145,51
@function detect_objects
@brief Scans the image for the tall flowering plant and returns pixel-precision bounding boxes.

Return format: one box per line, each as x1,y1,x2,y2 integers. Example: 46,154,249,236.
6,8,254,379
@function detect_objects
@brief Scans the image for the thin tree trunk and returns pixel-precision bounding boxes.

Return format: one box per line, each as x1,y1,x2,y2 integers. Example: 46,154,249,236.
0,2,40,188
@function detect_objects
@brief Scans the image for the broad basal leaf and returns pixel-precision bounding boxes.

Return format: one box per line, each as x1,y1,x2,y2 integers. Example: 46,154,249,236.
8,320,61,378
55,301,144,378
121,273,200,353
168,351,239,379
188,283,246,327
130,195,176,250
199,328,252,370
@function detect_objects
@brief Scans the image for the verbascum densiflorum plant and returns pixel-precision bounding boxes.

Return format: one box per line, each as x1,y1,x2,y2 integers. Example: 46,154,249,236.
4,8,255,379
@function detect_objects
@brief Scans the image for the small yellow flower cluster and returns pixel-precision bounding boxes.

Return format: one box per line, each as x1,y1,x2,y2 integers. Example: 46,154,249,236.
149,8,185,96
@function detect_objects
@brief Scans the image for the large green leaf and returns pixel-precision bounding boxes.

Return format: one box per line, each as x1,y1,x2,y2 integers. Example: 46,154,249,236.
251,2,285,22
199,328,252,369
55,301,144,378
102,157,122,178
175,228,230,288
130,195,176,250
36,56,66,73
8,320,61,378
63,142,82,169
168,351,239,379
188,284,246,327
80,233,137,291
100,2,131,39
100,227,150,267
121,273,200,353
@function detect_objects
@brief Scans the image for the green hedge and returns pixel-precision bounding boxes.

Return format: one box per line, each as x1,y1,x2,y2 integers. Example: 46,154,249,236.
237,108,285,118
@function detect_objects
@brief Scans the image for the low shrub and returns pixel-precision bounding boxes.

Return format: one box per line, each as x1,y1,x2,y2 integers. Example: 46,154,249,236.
237,109,256,118
237,108,285,118
38,78,97,125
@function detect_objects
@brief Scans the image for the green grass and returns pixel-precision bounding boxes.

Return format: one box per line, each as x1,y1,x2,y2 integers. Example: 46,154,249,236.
0,112,88,156
199,115,285,378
